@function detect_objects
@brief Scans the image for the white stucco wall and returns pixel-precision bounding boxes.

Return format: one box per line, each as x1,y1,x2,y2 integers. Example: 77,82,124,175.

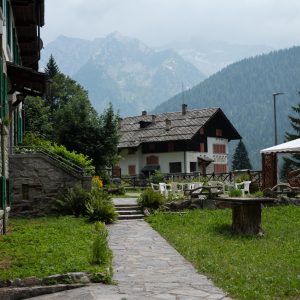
207,137,228,171
119,137,230,176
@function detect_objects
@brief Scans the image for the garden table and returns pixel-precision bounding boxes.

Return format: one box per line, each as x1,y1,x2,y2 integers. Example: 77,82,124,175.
216,197,275,236
185,185,223,198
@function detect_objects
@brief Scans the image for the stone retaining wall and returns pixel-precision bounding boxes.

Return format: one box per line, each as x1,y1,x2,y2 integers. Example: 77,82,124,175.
9,154,92,217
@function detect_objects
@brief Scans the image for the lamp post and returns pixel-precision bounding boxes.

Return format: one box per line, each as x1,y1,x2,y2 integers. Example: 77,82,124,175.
273,92,284,145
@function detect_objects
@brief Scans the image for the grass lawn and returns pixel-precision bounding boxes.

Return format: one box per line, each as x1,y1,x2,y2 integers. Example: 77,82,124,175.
0,216,112,281
148,205,300,300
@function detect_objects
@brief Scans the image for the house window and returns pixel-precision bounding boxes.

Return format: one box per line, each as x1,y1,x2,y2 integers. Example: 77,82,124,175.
213,144,226,154
146,155,159,165
216,128,222,137
169,162,182,173
168,142,174,152
200,143,205,152
128,165,136,175
190,162,197,172
214,164,227,174
199,127,204,135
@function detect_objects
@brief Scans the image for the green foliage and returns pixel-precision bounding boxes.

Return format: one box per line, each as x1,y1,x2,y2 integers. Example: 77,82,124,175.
138,188,165,209
55,185,90,217
91,222,111,265
281,100,300,179
0,217,112,281
24,96,53,139
232,140,252,171
150,170,165,184
148,206,300,300
252,190,264,197
85,189,118,223
51,74,120,173
98,103,121,168
235,173,251,183
56,184,117,223
229,188,243,197
22,133,95,173
44,54,60,79
24,61,120,174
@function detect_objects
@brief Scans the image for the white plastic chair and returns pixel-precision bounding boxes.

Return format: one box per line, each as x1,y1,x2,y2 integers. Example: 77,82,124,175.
235,181,251,196
151,183,159,191
159,183,168,197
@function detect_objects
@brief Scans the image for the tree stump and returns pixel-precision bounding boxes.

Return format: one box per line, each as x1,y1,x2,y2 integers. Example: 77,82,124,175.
232,204,264,236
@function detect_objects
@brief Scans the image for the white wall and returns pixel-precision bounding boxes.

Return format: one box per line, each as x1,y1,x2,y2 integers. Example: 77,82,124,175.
119,148,140,176
119,137,230,176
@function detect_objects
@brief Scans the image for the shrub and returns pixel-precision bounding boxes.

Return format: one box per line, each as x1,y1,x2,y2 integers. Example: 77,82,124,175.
55,185,90,217
151,170,165,184
229,188,243,197
21,133,95,175
91,222,111,265
92,176,103,189
86,189,118,223
138,188,165,209
252,190,264,197
235,173,251,183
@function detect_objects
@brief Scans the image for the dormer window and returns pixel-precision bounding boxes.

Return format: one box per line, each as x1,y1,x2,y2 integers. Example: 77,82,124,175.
139,120,151,128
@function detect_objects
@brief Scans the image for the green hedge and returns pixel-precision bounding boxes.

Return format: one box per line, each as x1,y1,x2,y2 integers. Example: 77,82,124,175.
21,133,95,174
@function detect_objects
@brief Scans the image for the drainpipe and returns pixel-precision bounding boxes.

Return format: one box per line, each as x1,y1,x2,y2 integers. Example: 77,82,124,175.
1,123,6,234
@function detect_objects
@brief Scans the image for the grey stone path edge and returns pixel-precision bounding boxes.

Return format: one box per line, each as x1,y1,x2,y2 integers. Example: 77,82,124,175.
30,219,231,300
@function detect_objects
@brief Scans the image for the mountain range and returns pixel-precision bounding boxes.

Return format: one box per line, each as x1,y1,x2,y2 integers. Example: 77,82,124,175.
41,33,205,116
154,46,300,169
163,38,273,76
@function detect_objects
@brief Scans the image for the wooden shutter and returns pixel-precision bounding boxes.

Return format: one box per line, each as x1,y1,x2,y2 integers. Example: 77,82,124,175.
200,143,205,152
214,164,227,174
146,155,159,165
128,165,136,175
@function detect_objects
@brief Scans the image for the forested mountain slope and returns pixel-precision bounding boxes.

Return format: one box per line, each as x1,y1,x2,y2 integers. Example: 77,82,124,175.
154,47,300,169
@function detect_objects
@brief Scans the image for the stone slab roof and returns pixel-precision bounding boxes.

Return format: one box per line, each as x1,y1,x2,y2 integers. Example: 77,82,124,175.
118,107,220,148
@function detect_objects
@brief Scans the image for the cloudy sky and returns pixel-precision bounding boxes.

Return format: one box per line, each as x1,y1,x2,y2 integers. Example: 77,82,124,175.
42,0,300,49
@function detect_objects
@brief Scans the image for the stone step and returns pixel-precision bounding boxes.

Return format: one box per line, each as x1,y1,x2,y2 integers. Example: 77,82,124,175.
117,210,142,215
114,205,140,210
117,214,144,220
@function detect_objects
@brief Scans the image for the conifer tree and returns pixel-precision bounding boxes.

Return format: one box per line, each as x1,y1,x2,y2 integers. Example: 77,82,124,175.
232,140,252,170
44,54,60,79
281,100,300,178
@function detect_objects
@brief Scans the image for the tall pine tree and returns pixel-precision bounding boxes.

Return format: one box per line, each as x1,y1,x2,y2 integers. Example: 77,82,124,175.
44,54,60,79
232,140,252,170
281,100,300,178
45,55,60,110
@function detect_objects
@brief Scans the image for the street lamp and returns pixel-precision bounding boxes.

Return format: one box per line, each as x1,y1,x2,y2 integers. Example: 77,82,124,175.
273,92,284,145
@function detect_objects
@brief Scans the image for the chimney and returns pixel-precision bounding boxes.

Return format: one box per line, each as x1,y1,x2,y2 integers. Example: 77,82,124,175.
142,110,147,116
152,115,156,124
165,118,171,131
182,104,187,115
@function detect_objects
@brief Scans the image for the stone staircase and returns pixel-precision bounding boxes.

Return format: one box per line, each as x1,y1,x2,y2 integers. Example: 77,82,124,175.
114,203,144,220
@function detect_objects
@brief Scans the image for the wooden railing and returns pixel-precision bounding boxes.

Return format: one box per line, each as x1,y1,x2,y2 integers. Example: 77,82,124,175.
121,170,262,187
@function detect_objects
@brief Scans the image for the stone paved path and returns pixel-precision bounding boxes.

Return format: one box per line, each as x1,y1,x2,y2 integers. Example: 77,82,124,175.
30,200,231,300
